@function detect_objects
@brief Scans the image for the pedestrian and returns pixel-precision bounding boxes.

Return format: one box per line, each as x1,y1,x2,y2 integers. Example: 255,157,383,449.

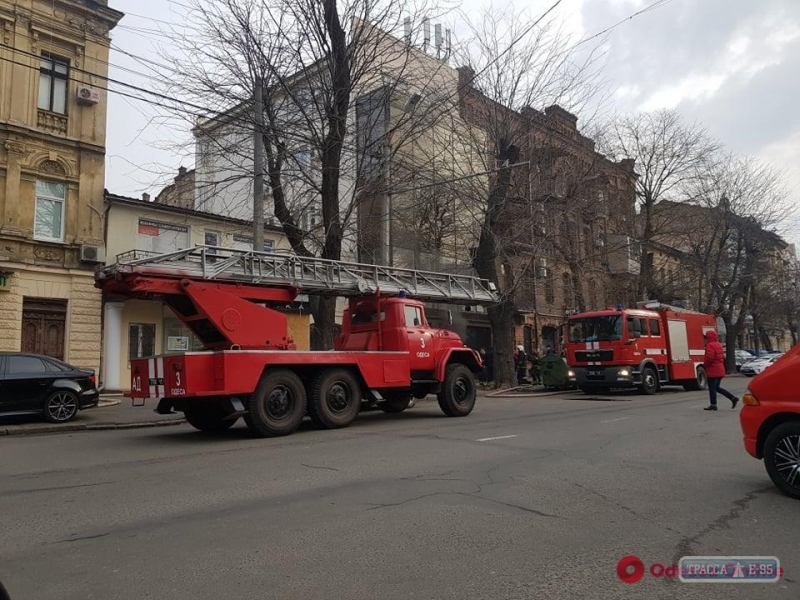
515,345,529,385
702,330,739,411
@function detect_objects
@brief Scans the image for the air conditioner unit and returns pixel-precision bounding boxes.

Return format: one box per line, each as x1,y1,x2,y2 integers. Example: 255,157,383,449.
76,86,100,105
537,267,549,279
595,238,605,247
80,244,106,263
538,258,548,268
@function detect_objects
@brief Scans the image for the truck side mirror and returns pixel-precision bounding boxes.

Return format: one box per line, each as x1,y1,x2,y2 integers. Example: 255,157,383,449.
447,310,453,326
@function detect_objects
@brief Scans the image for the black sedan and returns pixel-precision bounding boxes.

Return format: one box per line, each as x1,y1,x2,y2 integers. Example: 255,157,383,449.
0,353,99,423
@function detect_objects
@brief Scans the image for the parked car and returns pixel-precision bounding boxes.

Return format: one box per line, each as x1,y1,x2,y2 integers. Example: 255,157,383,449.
741,354,783,377
740,345,800,499
0,353,98,422
734,349,753,372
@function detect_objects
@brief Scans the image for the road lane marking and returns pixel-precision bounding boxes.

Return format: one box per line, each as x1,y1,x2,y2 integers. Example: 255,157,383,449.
601,417,630,424
477,435,518,442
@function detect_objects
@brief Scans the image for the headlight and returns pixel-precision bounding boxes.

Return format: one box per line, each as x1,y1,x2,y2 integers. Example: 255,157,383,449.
619,369,630,377
567,369,576,378
742,391,759,406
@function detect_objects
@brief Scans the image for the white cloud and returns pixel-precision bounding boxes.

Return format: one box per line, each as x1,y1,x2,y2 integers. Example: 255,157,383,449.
638,12,800,111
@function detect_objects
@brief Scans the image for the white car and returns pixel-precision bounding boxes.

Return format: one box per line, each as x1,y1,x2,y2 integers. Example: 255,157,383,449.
741,354,783,377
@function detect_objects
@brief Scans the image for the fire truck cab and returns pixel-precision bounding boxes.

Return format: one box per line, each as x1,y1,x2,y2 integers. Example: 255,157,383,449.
566,302,717,395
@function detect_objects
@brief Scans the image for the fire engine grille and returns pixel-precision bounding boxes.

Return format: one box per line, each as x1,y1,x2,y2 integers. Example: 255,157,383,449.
575,350,614,362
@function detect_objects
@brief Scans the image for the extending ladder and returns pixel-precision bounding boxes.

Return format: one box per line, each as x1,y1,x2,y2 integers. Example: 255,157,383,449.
97,246,499,305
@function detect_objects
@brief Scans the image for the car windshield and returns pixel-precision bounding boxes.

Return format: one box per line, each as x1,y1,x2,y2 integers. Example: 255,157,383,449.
569,316,622,342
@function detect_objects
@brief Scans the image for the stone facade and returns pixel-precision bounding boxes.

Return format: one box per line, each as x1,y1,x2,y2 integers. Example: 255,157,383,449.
0,0,122,372
155,166,196,209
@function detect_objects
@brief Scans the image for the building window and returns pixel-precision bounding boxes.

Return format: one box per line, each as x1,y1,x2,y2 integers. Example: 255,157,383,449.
138,219,189,254
204,231,219,246
232,234,274,252
34,179,66,241
562,272,573,309
39,54,69,114
544,273,555,304
129,323,156,359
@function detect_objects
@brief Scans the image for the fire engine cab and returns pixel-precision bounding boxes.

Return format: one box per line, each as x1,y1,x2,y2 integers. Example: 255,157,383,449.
95,246,498,437
566,301,717,395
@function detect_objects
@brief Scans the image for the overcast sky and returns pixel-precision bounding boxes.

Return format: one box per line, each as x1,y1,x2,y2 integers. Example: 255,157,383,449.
105,0,800,243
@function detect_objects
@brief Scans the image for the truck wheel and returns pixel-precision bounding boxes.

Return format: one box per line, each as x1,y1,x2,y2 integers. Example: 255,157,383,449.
379,394,412,413
248,369,306,437
639,366,659,395
438,364,476,417
184,403,237,433
763,421,800,499
683,366,708,391
309,369,361,429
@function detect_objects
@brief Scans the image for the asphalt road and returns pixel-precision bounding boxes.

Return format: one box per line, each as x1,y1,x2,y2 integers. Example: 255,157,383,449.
1,378,797,600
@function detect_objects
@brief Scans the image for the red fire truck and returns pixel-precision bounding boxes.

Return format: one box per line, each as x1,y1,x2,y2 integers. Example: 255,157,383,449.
95,246,498,437
565,301,717,395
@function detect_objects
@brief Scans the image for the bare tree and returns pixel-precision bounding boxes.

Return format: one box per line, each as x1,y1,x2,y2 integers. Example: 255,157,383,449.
159,0,455,348
601,110,719,300
445,6,610,386
655,154,792,371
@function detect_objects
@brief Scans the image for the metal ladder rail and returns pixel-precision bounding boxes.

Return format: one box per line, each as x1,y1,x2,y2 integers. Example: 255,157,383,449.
100,245,498,304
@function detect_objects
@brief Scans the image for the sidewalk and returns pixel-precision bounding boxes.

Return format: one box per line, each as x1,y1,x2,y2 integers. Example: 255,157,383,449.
0,397,186,437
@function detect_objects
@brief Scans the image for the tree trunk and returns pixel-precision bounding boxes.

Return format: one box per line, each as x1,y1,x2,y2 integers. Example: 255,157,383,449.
470,142,520,388
487,299,517,388
309,296,337,350
724,319,739,375
637,196,654,300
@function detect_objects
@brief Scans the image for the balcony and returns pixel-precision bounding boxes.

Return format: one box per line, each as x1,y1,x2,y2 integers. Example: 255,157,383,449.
607,234,640,275
37,110,68,136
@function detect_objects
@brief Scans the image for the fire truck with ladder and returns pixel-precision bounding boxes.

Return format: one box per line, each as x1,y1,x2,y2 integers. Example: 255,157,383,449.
565,301,717,395
95,245,498,437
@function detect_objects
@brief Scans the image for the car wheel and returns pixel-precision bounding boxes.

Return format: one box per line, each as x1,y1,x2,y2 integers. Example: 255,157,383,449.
683,366,707,391
639,366,659,395
44,390,79,423
437,364,476,417
763,422,800,500
247,369,307,437
309,369,361,429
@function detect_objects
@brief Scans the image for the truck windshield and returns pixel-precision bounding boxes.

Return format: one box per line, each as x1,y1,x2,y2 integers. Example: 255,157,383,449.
351,310,385,325
569,316,622,342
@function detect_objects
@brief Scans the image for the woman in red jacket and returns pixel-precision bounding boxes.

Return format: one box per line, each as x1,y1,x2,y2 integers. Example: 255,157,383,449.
703,330,738,411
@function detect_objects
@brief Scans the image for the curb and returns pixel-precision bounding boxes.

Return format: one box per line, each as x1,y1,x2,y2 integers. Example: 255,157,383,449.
0,418,186,437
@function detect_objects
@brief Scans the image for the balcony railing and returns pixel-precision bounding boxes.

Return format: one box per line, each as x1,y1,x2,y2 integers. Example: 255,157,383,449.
37,110,68,136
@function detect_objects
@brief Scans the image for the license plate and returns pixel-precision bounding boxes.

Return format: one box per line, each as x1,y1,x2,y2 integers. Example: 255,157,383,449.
588,370,601,376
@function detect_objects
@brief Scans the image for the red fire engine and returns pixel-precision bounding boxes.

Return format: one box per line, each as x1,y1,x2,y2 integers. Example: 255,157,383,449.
565,301,717,395
95,246,498,437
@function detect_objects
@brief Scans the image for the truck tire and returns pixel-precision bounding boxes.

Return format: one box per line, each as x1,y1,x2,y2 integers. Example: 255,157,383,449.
683,366,708,391
184,403,237,433
639,366,659,395
379,394,413,413
438,363,476,417
247,369,306,437
763,421,800,499
309,369,362,429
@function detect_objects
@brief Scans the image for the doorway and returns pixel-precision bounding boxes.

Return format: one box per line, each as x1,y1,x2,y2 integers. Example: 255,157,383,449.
21,297,67,360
